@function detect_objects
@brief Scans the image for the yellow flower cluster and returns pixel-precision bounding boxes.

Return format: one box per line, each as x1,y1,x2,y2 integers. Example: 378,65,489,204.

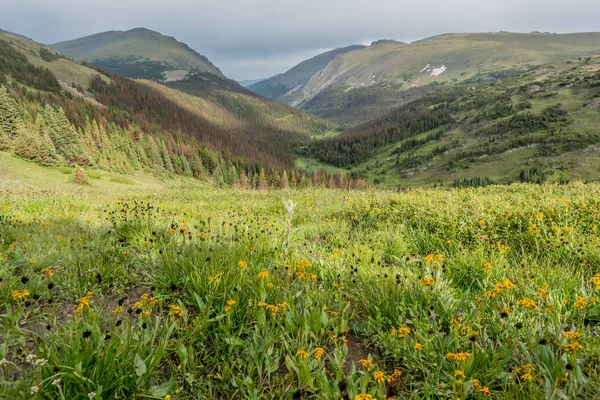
485,278,515,298
387,369,401,384
373,370,385,384
238,260,247,268
314,347,324,360
74,291,93,313
168,305,184,318
518,298,538,309
257,270,269,279
12,289,30,300
514,364,535,381
257,301,288,315
424,253,444,265
391,327,411,338
420,277,434,286
296,350,308,359
591,273,600,290
446,352,471,361
297,271,318,280
563,342,584,355
358,359,373,369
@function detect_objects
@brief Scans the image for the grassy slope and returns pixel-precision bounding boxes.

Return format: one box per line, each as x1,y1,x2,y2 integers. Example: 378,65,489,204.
50,28,223,78
2,180,600,398
0,151,209,190
249,45,366,100
299,56,600,187
1,32,110,92
287,32,600,124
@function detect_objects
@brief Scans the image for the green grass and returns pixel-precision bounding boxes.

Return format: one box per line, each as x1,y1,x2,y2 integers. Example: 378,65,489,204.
2,175,600,399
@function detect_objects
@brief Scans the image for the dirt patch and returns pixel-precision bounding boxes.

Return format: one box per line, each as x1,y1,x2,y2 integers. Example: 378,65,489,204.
344,334,374,373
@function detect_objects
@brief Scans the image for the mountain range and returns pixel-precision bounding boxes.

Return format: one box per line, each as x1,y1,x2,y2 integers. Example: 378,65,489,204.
251,32,600,126
1,26,599,188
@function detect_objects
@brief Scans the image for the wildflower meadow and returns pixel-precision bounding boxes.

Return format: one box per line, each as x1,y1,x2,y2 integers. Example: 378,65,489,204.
1,183,600,399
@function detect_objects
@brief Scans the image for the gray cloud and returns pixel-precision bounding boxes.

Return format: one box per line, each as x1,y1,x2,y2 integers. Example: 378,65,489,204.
1,0,599,79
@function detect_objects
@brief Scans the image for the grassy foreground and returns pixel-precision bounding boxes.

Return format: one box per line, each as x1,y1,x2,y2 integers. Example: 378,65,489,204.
1,183,600,399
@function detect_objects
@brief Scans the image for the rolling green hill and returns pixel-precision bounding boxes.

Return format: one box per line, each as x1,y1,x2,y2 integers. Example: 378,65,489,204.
298,55,600,187
50,28,224,82
259,32,600,126
249,44,366,100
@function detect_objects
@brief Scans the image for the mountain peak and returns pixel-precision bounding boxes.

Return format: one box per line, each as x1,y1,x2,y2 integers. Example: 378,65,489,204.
370,39,405,46
50,28,224,81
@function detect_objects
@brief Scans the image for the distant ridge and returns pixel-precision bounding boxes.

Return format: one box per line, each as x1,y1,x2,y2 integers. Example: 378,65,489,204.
50,28,224,81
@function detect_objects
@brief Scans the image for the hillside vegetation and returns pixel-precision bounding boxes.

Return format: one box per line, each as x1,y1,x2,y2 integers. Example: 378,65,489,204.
51,28,224,82
0,31,346,188
299,56,600,187
253,32,600,126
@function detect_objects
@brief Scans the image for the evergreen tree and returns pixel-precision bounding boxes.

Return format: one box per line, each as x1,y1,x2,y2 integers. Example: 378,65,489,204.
280,170,289,189
258,168,268,190
312,170,322,188
239,170,249,189
13,122,40,161
0,85,20,149
228,165,239,187
159,139,174,175
44,105,88,165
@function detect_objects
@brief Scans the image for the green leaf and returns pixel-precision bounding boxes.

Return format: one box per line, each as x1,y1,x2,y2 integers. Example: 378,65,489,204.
135,353,147,377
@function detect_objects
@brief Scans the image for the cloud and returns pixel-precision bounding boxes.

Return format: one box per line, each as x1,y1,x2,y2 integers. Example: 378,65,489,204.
1,0,599,79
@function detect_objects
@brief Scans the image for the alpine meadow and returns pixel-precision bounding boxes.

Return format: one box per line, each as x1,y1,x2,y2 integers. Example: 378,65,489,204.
1,1,600,399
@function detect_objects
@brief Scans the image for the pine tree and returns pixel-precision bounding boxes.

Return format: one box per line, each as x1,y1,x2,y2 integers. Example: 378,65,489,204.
239,170,249,189
159,139,174,175
228,165,239,187
34,114,59,165
335,171,344,188
280,170,289,189
312,170,322,188
44,105,88,165
258,168,268,190
13,122,40,161
0,85,20,149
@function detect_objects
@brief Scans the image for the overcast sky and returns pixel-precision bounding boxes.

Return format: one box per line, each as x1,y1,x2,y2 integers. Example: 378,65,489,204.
1,0,599,80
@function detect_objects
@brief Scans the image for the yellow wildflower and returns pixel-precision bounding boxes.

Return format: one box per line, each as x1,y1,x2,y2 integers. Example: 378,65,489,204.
373,370,385,384
258,270,269,279
12,290,30,300
314,347,324,360
296,350,308,359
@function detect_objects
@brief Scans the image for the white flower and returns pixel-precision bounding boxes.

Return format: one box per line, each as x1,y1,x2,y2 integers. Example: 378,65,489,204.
52,379,61,386
31,386,39,394
25,354,36,363
35,358,48,366
88,392,96,399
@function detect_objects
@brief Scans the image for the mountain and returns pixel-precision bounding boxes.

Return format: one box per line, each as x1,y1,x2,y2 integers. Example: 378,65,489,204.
248,45,366,100
239,78,265,87
298,55,600,187
258,32,600,126
0,30,335,183
50,28,224,82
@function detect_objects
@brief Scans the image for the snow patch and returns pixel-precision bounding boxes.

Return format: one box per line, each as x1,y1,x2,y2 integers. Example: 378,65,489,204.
430,66,447,77
419,64,447,77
